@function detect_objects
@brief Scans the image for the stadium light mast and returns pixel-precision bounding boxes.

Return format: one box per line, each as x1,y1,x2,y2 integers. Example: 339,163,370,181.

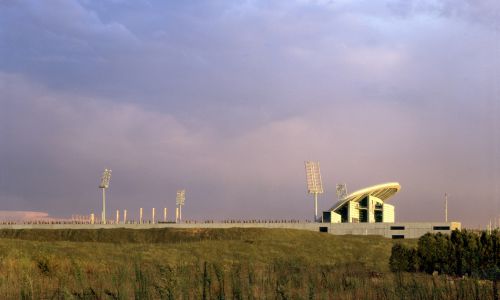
98,168,112,224
305,161,324,222
176,190,186,223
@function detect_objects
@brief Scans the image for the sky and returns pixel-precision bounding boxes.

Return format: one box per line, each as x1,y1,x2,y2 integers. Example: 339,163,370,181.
0,0,499,227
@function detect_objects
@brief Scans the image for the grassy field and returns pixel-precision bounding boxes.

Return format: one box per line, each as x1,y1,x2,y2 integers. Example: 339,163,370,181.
0,228,494,299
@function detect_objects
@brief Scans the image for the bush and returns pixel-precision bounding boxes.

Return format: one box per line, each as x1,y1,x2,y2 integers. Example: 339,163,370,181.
390,244,417,272
392,230,499,280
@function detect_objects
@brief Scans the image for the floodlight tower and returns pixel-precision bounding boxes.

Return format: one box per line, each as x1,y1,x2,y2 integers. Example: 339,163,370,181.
176,190,186,222
304,161,324,222
98,168,112,224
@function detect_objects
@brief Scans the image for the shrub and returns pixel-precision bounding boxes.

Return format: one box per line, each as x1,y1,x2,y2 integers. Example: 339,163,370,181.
390,243,417,272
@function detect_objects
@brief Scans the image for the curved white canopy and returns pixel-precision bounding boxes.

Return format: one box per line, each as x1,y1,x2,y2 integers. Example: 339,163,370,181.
329,182,401,212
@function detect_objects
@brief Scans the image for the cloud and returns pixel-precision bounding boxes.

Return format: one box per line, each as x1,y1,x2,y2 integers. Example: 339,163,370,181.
1,72,498,226
0,1,499,227
1,0,138,50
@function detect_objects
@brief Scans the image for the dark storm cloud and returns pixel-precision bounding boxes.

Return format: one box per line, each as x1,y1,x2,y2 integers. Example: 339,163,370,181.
0,0,499,226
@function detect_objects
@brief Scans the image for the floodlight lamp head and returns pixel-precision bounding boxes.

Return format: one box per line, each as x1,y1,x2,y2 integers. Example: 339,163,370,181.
99,168,112,189
304,161,323,194
176,189,186,206
336,184,348,200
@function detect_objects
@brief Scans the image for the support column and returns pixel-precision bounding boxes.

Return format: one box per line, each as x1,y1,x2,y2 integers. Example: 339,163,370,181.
102,188,106,224
314,192,318,222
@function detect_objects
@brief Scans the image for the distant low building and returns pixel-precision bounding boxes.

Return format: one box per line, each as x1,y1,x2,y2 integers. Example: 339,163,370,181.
322,182,400,223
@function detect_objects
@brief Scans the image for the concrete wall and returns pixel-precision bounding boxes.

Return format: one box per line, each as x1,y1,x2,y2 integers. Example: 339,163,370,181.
0,221,461,239
331,212,341,223
348,201,359,223
320,222,461,239
383,204,395,223
367,196,375,222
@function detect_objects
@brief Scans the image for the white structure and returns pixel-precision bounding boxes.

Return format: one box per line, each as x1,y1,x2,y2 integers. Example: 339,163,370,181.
323,182,400,224
305,161,324,222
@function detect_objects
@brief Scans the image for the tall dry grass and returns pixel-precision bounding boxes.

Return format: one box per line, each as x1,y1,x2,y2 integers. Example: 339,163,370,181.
0,228,495,299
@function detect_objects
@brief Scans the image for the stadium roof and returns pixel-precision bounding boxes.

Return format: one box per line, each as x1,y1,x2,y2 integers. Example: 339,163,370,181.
328,182,401,212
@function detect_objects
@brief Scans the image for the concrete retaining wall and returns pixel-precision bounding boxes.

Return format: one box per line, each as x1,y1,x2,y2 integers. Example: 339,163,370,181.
0,221,461,239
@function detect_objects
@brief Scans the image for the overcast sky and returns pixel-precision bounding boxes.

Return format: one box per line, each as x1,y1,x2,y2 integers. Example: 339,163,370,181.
0,0,499,227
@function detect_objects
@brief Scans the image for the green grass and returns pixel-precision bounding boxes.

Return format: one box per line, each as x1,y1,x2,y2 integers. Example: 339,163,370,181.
0,228,493,299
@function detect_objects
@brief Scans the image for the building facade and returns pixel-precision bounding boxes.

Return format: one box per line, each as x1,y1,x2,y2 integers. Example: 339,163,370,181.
323,182,400,224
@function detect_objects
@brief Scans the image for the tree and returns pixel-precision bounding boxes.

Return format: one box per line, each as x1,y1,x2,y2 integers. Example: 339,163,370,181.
450,229,464,276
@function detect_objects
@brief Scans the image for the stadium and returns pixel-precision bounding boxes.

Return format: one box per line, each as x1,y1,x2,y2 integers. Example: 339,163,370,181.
322,182,400,224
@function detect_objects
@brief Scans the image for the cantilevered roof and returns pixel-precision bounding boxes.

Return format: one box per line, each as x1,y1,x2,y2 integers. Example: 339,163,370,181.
328,182,401,212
